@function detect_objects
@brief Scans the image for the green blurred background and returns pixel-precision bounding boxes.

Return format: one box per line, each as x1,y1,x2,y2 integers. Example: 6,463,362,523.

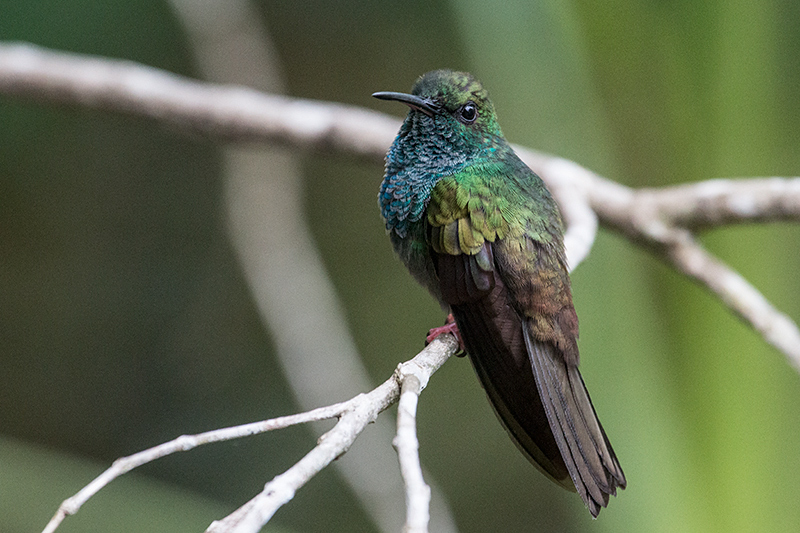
2,1,800,532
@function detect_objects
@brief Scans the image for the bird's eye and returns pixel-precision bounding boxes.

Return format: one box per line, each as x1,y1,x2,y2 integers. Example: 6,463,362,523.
458,102,478,124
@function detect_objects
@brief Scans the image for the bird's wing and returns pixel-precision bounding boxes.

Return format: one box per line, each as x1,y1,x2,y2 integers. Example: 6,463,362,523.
427,167,625,516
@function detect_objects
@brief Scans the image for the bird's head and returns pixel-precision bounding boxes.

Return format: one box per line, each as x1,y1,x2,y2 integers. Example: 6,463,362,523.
373,70,504,147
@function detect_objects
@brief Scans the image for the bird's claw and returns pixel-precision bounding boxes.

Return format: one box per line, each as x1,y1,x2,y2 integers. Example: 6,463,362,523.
426,314,467,356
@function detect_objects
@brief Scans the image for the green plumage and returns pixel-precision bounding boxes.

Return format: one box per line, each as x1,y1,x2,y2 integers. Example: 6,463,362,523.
375,70,625,517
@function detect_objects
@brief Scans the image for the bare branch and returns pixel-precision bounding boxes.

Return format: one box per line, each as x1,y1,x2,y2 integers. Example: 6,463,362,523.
658,229,800,371
41,336,458,533
40,401,352,533
0,42,396,158
636,177,800,230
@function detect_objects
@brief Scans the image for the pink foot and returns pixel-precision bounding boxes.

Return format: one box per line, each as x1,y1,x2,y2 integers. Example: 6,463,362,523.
426,314,466,356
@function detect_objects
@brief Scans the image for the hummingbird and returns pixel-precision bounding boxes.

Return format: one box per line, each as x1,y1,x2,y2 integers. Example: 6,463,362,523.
374,70,625,517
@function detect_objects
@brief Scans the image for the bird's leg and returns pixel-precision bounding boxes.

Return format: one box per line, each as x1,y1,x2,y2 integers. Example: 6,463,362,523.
426,313,467,356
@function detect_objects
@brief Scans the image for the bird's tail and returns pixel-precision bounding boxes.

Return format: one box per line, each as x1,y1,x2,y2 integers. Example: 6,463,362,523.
524,328,626,516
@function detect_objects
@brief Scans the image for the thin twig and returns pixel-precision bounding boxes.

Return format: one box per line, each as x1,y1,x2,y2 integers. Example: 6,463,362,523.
394,373,431,533
0,42,396,157
659,229,800,372
41,401,352,533
637,177,800,230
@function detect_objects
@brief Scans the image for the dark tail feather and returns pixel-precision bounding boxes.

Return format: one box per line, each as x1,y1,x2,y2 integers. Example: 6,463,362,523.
524,327,626,517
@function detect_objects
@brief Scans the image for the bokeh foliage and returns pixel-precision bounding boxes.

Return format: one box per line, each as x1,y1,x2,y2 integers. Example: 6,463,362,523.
2,1,799,532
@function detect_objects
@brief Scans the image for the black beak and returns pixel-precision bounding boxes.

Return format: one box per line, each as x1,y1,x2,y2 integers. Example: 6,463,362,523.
372,91,441,117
